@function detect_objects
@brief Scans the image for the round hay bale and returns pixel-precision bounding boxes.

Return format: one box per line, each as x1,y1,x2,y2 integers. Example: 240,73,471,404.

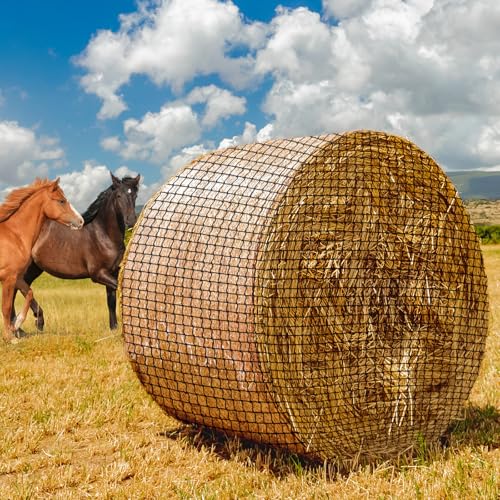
120,130,488,464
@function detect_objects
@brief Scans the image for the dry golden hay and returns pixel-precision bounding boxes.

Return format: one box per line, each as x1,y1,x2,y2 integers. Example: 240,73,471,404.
120,130,489,465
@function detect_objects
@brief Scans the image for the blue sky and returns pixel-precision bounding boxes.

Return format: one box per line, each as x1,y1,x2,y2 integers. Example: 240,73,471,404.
1,0,499,209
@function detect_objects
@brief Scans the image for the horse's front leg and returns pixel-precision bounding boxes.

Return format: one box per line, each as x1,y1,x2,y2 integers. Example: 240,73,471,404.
2,277,18,343
11,261,45,331
106,286,118,330
92,269,119,330
92,269,118,289
14,279,34,332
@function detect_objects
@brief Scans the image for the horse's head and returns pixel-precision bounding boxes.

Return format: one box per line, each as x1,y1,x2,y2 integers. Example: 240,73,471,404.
111,173,141,229
43,178,84,230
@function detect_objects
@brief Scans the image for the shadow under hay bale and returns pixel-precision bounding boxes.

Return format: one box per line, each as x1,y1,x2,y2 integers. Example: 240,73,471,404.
119,130,489,466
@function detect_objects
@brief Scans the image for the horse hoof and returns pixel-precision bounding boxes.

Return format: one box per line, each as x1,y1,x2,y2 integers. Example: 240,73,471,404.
14,328,27,339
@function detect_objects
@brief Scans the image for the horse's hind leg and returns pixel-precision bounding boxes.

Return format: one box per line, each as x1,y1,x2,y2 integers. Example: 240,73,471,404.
14,279,33,332
31,296,44,331
25,262,44,331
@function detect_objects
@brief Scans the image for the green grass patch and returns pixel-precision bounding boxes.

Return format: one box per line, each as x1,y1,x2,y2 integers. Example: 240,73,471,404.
449,405,500,448
475,224,500,244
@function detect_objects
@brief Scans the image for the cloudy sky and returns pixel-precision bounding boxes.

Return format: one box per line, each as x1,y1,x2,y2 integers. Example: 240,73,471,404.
1,0,499,209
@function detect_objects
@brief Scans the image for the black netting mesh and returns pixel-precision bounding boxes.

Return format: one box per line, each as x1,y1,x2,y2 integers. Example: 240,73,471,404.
119,130,489,464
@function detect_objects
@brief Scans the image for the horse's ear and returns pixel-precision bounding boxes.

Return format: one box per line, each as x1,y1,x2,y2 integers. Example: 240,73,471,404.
51,177,61,191
134,174,141,185
110,172,120,187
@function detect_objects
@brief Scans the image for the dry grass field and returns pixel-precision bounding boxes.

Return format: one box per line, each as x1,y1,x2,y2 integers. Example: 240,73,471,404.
0,248,499,499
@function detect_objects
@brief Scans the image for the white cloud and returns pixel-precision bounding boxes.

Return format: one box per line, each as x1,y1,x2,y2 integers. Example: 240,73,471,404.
101,83,247,165
164,143,210,178
185,85,246,126
158,122,276,183
0,121,65,187
475,121,500,165
262,80,382,137
100,135,121,152
378,111,487,171
361,0,434,42
77,31,132,119
255,7,333,82
218,122,259,149
159,121,275,180
322,0,373,19
75,0,267,119
79,0,500,173
58,163,113,211
218,121,274,149
105,103,201,163
251,0,500,171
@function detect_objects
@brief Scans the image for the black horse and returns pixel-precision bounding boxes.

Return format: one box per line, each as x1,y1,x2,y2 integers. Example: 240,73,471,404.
14,172,140,330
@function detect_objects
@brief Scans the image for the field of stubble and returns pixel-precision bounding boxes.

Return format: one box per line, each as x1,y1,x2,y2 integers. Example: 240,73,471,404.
0,248,498,499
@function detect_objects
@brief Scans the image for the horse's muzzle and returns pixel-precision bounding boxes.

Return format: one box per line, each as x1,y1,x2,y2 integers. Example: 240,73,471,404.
68,215,84,230
126,215,138,229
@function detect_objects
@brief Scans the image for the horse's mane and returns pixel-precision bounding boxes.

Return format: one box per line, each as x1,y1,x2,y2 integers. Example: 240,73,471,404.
82,176,138,225
0,178,54,223
82,186,112,224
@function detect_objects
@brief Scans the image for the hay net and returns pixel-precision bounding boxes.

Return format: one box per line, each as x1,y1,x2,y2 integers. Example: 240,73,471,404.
120,130,488,464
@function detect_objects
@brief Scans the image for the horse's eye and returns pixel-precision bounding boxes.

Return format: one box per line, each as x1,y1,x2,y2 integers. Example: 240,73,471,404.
59,199,66,205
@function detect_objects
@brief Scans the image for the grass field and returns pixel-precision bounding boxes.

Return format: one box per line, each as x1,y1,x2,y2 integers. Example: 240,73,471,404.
0,248,499,499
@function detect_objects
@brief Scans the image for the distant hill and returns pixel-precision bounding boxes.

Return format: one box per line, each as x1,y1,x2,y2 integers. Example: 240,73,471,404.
447,171,500,200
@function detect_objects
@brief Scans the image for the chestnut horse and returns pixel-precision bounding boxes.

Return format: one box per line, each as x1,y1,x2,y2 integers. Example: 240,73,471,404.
0,178,83,343
13,173,140,331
